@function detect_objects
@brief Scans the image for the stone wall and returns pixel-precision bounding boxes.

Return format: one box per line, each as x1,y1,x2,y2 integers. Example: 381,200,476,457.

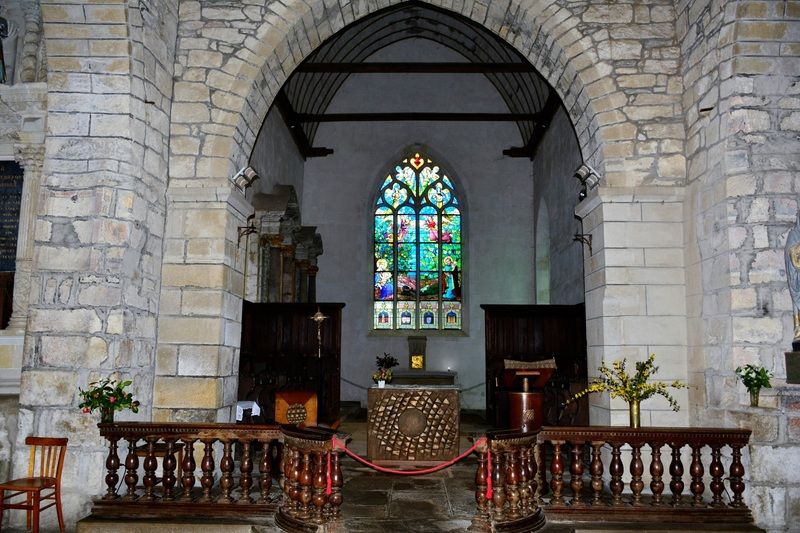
532,107,585,306
13,1,178,528
679,0,800,529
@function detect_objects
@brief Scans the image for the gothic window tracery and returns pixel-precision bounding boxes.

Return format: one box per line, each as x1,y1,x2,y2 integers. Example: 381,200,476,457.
373,152,463,330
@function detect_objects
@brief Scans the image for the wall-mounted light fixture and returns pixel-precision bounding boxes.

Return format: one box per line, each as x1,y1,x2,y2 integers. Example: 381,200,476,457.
230,165,260,194
574,163,601,201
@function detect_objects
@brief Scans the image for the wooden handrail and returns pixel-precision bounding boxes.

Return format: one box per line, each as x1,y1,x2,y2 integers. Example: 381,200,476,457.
92,422,346,531
535,425,753,525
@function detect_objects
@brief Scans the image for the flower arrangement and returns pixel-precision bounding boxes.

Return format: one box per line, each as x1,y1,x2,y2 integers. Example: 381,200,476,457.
566,353,687,426
372,352,399,383
735,363,772,406
79,377,140,422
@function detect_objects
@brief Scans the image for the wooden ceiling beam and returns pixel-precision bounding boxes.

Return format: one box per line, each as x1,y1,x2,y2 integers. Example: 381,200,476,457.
296,62,534,74
503,90,562,159
274,91,334,159
296,112,543,123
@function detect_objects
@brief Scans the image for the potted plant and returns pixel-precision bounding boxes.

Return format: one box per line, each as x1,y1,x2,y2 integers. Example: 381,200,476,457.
566,353,687,428
79,377,140,423
372,352,399,388
735,364,772,407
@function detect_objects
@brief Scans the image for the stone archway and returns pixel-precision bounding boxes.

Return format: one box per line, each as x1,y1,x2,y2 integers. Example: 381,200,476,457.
156,0,691,427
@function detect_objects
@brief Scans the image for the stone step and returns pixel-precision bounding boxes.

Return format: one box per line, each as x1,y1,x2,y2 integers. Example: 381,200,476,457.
76,518,268,533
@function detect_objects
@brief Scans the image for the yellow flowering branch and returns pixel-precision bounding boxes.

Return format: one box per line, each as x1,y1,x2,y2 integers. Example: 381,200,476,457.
566,353,687,411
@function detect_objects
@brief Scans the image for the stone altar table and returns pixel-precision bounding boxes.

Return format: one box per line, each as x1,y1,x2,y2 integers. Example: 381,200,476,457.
367,384,460,465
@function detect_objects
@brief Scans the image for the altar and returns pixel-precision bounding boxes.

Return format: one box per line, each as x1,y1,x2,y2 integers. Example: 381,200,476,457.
367,384,460,465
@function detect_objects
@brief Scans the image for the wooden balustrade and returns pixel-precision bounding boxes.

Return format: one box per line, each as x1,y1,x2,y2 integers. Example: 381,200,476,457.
536,426,753,525
472,429,546,533
92,422,346,532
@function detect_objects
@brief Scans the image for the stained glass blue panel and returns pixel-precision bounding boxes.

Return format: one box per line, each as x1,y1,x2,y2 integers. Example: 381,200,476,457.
427,183,451,208
374,301,393,329
420,215,438,242
398,205,415,215
443,206,460,215
442,245,461,270
443,302,461,329
420,244,438,271
384,182,408,208
374,244,393,271
375,216,393,243
419,166,438,193
397,272,417,300
374,272,394,301
442,176,454,189
397,301,416,329
396,214,417,243
419,302,438,329
441,215,460,243
396,165,417,194
397,244,417,271
420,206,436,215
376,206,392,214
419,272,439,300
381,175,392,189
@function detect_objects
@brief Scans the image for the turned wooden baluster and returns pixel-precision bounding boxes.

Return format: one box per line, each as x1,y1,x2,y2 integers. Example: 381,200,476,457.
162,440,177,501
328,450,344,518
103,437,120,500
474,449,489,516
219,440,234,503
669,443,685,505
589,441,604,505
123,437,139,500
142,437,158,501
518,446,531,513
312,451,327,523
237,440,254,504
491,446,506,519
630,442,644,505
299,451,314,518
609,443,624,506
180,438,196,501
549,441,565,506
535,442,547,500
259,438,273,504
689,444,705,506
569,442,585,506
709,444,725,507
289,447,303,514
649,442,665,505
729,444,746,507
200,439,215,502
505,450,521,519
527,444,539,504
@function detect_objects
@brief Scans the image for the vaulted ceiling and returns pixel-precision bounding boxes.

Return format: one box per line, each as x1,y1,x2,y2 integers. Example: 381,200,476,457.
273,2,560,159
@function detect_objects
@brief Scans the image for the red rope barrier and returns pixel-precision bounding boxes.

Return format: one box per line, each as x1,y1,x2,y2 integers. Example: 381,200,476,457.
485,447,493,500
331,436,486,476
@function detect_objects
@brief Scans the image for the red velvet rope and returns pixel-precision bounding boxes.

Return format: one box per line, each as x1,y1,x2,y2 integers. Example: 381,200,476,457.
485,447,493,500
325,451,332,495
331,436,486,476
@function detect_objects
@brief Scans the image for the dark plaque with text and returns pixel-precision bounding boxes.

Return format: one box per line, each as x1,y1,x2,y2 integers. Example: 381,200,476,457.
0,161,23,272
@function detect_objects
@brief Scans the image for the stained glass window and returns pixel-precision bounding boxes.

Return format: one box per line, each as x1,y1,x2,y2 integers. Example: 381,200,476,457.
373,152,463,330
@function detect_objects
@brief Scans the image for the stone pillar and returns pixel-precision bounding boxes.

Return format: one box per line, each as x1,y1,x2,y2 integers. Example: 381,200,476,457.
280,244,296,302
576,186,689,427
307,265,318,304
263,234,282,302
297,259,310,303
5,144,43,332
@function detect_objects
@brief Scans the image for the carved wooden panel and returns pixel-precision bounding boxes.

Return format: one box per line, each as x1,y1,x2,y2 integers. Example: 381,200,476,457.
367,386,459,463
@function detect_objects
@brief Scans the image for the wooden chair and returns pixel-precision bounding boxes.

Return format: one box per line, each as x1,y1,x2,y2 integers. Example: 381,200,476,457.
0,436,67,533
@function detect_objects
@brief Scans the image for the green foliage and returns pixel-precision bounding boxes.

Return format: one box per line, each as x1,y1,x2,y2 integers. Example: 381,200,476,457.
735,364,772,392
79,377,140,414
566,353,687,411
373,352,399,383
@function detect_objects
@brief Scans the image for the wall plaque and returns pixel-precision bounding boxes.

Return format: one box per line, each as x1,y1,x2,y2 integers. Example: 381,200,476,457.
0,161,23,272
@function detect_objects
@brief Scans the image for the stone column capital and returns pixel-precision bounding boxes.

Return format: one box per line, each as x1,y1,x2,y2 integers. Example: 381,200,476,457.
13,143,44,171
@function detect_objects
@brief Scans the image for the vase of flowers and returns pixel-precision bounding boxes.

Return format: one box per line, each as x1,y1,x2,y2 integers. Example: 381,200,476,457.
735,364,772,407
79,377,140,423
566,353,687,428
372,352,399,387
